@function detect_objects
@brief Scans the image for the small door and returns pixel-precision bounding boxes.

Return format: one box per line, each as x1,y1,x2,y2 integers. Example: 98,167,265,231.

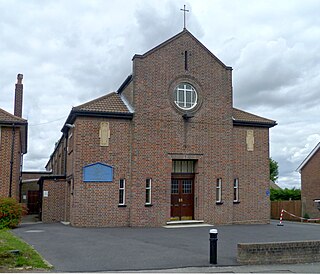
171,178,194,220
27,190,40,214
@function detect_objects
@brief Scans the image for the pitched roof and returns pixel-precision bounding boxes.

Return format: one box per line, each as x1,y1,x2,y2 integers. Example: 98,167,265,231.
73,92,130,114
296,142,320,173
232,108,276,128
0,108,27,124
62,92,133,133
0,107,28,154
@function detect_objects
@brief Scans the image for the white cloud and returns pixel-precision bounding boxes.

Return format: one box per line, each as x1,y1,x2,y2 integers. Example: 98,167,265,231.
0,0,319,189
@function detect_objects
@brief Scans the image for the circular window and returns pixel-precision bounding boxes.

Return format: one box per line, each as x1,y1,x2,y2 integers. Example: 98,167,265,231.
174,83,198,110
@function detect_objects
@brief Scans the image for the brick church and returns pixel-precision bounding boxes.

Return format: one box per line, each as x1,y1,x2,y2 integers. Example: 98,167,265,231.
41,29,276,227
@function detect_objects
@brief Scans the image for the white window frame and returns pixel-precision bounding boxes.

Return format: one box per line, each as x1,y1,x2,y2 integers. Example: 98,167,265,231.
145,178,152,205
174,83,198,110
119,179,125,205
216,178,222,203
234,178,239,202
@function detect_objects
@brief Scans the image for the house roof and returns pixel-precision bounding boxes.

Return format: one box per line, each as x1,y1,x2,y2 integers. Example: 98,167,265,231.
0,108,27,124
296,142,320,173
232,108,277,128
0,107,28,154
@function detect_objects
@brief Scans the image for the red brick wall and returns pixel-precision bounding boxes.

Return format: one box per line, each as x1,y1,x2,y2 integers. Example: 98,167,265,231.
44,31,272,227
232,126,270,224
42,179,66,223
301,149,320,218
0,126,22,200
69,117,131,227
130,32,232,226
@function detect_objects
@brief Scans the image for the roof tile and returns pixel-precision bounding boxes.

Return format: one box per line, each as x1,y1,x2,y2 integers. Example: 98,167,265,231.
73,92,130,113
233,108,275,125
0,108,27,124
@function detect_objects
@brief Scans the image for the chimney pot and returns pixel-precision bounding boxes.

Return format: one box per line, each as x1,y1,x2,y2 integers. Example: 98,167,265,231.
17,74,23,84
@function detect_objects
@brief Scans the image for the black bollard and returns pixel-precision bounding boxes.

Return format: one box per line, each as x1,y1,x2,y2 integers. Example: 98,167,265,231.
209,229,218,264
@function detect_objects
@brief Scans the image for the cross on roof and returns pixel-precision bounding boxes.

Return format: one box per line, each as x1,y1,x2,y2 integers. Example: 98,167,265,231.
180,5,189,29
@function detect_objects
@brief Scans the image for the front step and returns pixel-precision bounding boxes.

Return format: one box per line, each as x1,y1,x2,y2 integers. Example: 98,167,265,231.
164,220,213,228
166,220,205,225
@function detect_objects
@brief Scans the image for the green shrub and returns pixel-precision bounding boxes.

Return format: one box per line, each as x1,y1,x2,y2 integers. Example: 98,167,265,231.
270,187,301,201
0,197,27,229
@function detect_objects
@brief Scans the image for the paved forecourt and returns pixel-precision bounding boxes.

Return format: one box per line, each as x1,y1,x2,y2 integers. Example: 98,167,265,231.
13,220,320,272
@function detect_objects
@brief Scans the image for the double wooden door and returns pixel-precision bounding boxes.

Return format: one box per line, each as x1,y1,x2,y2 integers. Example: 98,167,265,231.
171,177,194,220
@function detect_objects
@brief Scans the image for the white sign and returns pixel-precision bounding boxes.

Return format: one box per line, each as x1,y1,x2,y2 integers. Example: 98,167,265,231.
43,191,49,197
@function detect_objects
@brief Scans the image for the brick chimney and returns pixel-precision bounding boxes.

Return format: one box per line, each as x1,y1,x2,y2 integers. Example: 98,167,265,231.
14,74,23,118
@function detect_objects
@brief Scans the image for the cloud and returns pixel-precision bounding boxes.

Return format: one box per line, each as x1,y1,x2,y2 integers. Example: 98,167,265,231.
0,0,319,189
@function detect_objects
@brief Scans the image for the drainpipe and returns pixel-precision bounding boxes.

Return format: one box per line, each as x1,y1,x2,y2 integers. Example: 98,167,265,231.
9,124,16,197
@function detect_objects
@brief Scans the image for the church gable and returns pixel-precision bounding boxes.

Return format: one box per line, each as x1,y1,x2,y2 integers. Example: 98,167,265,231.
133,29,230,70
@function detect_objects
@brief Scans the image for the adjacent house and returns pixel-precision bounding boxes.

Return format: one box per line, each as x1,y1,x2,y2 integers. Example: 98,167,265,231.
40,29,276,227
297,142,320,218
0,74,28,200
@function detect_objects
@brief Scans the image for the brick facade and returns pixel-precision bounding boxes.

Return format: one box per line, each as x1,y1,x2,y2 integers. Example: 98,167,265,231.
43,29,276,227
41,179,66,223
299,143,320,218
0,75,28,200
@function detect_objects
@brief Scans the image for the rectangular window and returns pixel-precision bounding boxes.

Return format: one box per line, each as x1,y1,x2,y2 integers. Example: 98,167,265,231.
172,160,195,173
216,178,222,203
119,179,125,205
234,178,239,202
145,178,152,205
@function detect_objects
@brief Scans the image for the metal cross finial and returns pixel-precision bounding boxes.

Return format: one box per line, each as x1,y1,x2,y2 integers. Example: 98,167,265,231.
180,5,189,29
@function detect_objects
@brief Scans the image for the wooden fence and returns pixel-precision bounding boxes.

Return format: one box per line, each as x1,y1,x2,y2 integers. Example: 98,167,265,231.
271,200,302,221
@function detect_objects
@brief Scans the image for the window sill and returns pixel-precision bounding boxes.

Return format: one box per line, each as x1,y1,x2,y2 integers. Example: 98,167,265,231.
233,201,240,204
145,204,153,207
216,201,224,205
118,204,127,207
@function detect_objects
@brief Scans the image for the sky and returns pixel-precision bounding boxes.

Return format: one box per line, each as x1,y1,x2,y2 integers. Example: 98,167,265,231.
1,0,319,189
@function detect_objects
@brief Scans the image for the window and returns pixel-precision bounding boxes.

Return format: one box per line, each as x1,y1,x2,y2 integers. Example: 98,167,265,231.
182,180,192,194
216,178,222,203
172,160,195,173
119,179,125,205
145,178,152,205
171,180,179,194
234,178,239,202
174,83,197,110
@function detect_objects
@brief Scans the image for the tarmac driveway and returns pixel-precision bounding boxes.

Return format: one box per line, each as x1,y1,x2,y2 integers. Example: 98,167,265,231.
13,220,320,272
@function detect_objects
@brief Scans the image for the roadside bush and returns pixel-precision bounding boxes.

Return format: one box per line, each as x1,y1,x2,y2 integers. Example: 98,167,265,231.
0,197,27,229
270,187,301,201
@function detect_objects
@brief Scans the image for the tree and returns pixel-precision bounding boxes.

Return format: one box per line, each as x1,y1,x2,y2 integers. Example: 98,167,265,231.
270,187,301,201
269,158,279,182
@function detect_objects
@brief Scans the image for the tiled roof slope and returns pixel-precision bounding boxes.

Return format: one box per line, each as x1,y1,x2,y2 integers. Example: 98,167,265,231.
0,108,27,124
73,92,130,113
233,108,276,126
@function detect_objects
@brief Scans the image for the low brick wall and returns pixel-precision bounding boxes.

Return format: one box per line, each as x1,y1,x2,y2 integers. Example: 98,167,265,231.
238,240,320,264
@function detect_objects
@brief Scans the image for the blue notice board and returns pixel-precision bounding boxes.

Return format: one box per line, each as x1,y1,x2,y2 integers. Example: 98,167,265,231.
83,162,113,182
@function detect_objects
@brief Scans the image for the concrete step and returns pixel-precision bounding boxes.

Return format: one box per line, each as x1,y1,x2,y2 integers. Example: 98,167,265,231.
166,220,205,225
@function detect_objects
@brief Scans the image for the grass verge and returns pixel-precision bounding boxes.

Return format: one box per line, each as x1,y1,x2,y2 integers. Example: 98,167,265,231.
0,229,52,271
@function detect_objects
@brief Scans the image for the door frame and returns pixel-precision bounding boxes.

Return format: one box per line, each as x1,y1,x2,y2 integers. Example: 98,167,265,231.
171,173,195,220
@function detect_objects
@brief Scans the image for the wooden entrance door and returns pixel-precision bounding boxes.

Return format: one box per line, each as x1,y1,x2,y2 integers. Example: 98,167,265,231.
171,177,194,220
27,190,40,214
